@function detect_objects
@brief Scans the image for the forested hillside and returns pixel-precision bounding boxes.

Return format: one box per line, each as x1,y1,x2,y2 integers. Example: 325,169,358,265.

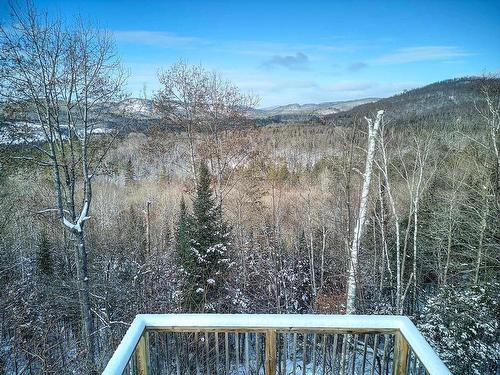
327,77,500,130
0,4,498,375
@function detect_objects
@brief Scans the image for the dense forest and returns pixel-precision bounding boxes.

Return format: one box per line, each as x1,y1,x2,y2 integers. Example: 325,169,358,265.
0,4,499,375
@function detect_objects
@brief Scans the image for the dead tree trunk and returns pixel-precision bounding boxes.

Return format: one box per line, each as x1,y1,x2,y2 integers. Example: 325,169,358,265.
346,110,384,314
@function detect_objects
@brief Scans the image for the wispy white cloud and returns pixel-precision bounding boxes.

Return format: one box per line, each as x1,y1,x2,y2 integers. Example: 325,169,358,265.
266,80,318,92
116,32,368,57
116,31,442,105
327,81,376,92
114,30,202,47
372,46,473,64
224,40,368,57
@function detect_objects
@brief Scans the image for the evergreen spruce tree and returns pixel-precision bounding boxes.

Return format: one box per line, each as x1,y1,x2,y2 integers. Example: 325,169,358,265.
175,162,231,311
175,198,192,263
37,231,53,277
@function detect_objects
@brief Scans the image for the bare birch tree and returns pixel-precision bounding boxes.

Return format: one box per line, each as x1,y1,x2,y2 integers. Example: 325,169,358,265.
376,120,416,313
474,81,500,284
154,62,208,180
375,128,435,313
405,136,435,307
0,3,125,371
345,110,383,314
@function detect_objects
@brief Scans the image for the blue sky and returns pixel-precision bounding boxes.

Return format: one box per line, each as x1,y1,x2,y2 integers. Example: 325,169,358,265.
1,0,499,107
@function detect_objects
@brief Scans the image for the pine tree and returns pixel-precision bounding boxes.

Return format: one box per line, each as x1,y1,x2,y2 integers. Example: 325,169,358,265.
419,282,499,375
176,198,191,263
176,162,231,311
37,231,53,277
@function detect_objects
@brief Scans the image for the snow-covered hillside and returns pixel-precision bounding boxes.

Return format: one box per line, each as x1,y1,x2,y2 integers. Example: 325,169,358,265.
251,98,379,118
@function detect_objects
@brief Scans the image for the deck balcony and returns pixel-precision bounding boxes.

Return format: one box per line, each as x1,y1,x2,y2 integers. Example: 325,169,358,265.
102,314,451,375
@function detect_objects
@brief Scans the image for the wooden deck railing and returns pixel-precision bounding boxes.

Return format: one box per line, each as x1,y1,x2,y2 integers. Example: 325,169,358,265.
102,314,451,375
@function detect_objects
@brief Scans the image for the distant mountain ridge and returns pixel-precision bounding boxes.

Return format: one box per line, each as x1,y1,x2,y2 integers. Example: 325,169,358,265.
2,76,498,141
93,97,381,128
98,97,380,120
251,98,380,118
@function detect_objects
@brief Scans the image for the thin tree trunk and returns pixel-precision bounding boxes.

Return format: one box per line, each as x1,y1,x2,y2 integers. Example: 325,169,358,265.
474,197,488,285
188,124,197,182
75,231,96,372
146,201,151,254
372,217,378,288
320,225,326,290
377,177,393,298
411,139,428,309
412,197,419,307
308,204,317,298
442,205,454,286
379,127,402,313
310,231,316,297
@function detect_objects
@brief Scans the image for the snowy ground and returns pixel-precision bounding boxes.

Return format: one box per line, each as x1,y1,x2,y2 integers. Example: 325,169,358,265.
0,121,110,144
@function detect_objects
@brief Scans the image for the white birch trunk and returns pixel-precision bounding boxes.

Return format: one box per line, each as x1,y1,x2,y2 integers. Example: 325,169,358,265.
346,110,384,314
412,158,424,306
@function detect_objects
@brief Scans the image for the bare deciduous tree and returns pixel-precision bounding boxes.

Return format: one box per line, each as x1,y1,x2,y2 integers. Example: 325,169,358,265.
477,81,500,197
154,61,258,204
0,3,125,371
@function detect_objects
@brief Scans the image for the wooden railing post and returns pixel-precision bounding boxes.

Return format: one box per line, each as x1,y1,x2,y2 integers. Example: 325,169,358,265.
136,331,150,375
265,330,277,375
393,332,409,375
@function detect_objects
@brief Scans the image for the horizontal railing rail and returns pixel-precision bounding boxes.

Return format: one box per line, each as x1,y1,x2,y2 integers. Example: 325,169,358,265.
102,314,451,375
